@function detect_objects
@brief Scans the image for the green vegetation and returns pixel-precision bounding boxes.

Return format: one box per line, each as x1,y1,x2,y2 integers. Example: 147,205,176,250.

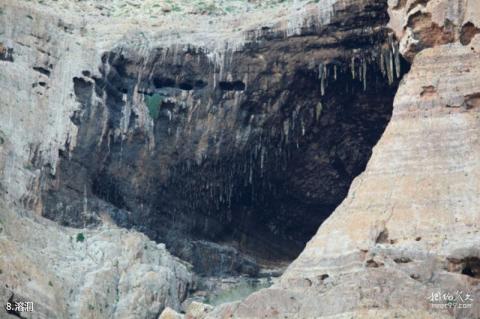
195,1,220,15
145,93,164,120
76,232,85,242
48,281,53,287
107,0,297,18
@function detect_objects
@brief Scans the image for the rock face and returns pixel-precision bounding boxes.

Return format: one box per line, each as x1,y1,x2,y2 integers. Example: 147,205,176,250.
0,0,406,316
207,1,480,318
1,0,408,278
388,0,480,59
0,199,192,319
1,0,479,318
1,2,193,317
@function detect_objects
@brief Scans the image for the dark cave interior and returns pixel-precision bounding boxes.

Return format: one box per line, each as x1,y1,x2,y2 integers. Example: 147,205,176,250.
37,0,410,276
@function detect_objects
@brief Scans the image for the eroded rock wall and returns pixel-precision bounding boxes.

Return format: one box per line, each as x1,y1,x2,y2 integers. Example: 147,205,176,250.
0,199,192,319
3,0,477,318
388,0,480,59
0,0,407,316
29,0,406,274
205,1,480,318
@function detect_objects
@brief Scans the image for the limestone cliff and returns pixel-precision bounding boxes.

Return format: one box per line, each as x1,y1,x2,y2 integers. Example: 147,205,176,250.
0,0,479,318
1,0,406,277
204,1,480,318
0,199,192,318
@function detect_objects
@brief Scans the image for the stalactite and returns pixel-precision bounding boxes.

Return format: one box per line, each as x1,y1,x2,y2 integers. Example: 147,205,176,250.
351,56,356,79
318,62,326,96
316,102,323,121
249,161,253,184
321,72,325,96
380,48,385,77
260,148,264,177
83,184,88,217
362,58,367,91
392,39,401,79
386,49,394,85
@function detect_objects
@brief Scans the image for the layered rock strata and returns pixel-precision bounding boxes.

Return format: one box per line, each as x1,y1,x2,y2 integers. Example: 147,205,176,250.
2,0,479,318
0,198,192,318
202,1,480,318
1,0,406,277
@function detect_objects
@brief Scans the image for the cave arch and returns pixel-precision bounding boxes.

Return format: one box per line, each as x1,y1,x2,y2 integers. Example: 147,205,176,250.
41,0,409,276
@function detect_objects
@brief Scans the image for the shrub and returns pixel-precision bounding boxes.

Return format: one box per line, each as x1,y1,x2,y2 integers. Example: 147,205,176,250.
76,232,85,242
145,93,163,120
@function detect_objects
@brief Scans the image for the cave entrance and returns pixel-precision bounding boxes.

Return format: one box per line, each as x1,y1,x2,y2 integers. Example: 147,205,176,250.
153,56,408,272
43,49,408,280
41,3,409,279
